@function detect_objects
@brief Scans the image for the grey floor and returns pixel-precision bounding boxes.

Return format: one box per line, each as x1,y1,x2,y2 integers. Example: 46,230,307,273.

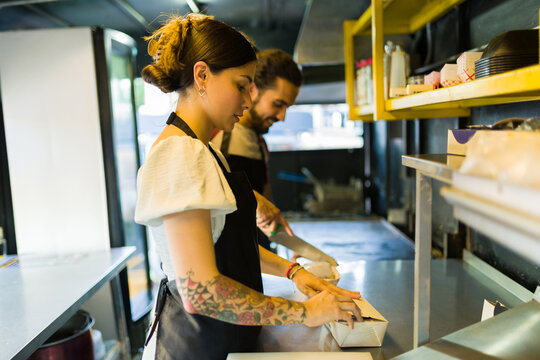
278,217,415,263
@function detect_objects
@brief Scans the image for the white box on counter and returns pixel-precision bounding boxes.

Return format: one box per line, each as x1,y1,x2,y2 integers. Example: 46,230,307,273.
327,297,388,347
447,129,478,155
228,353,373,360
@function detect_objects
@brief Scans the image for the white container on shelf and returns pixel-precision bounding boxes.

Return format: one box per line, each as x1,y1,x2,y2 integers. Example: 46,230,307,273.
390,45,407,90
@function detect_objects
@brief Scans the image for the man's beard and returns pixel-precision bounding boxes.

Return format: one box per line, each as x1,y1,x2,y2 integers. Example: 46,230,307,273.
249,101,277,134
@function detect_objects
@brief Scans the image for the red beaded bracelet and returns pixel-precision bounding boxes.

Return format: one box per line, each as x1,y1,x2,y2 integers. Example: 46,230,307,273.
286,262,299,279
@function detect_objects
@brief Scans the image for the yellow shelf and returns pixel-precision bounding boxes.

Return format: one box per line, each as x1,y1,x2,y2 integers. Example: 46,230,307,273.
351,105,374,122
352,0,467,35
387,64,540,111
345,1,540,121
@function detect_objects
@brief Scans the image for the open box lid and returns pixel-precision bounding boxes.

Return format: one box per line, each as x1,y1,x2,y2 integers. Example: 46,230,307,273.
353,298,387,322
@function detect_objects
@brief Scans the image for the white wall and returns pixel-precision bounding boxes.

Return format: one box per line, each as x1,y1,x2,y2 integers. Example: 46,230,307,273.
0,28,119,341
0,28,110,254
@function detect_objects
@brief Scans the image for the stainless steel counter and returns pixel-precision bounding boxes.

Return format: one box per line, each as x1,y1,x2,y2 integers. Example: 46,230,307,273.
0,247,135,360
401,154,464,346
258,259,522,360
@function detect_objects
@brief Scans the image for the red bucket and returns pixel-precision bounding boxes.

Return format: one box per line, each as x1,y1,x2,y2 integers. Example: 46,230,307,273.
29,310,95,360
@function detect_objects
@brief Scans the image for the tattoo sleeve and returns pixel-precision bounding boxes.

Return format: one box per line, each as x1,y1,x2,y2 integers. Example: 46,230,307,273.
176,271,306,326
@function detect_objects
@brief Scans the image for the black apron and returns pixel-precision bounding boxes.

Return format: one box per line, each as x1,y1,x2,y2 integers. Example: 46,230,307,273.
148,113,263,360
220,131,273,252
219,131,268,195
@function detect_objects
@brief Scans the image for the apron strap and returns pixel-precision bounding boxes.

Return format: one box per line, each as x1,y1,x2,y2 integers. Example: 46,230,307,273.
145,277,169,346
166,112,198,139
208,145,229,174
166,112,229,173
220,131,232,157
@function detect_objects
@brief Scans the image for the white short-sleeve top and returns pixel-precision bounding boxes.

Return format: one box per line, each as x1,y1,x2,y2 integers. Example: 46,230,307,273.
134,135,236,280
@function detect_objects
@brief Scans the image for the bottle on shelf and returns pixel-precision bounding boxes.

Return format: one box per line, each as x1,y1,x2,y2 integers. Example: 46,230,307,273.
355,58,373,106
384,41,394,99
390,44,407,90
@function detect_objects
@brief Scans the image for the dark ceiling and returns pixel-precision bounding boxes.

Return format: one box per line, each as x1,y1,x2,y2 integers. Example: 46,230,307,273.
0,0,308,68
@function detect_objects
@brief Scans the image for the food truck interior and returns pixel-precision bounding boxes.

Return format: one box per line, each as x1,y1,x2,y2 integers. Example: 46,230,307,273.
0,0,539,359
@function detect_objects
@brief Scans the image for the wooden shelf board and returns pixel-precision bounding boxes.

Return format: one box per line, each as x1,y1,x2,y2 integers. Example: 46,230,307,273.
386,64,540,111
352,0,466,35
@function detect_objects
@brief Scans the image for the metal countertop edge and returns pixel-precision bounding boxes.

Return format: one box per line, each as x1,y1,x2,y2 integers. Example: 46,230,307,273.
11,247,136,360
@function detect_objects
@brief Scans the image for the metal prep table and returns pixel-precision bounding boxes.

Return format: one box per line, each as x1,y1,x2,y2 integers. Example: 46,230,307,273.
0,247,135,360
257,257,523,360
401,154,464,347
402,154,539,355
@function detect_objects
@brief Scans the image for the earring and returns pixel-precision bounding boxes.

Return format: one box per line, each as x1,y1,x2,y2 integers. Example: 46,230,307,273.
198,87,206,97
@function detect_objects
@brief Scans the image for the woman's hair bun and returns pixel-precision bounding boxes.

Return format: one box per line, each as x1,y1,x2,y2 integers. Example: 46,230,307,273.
141,13,256,93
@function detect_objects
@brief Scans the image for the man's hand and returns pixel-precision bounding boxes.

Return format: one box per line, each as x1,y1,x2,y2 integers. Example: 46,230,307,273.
253,191,293,237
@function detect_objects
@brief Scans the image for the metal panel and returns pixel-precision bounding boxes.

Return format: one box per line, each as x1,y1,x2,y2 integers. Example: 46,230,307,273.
414,172,432,347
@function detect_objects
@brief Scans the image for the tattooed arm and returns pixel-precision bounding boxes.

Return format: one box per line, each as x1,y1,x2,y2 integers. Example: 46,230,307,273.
163,208,361,328
177,270,305,325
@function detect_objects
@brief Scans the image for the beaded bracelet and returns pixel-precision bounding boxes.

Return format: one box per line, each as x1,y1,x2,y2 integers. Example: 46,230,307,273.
289,265,304,280
286,262,299,279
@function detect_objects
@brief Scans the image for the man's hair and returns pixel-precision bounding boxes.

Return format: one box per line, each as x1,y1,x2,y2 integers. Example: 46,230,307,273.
254,49,302,90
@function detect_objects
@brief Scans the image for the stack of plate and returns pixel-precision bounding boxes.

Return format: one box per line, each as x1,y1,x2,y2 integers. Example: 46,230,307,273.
475,29,539,79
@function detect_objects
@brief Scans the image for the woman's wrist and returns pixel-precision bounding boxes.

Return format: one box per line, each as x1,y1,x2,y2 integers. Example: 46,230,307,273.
286,262,304,280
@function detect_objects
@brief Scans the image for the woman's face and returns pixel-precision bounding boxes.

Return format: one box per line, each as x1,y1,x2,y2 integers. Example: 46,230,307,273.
204,61,256,132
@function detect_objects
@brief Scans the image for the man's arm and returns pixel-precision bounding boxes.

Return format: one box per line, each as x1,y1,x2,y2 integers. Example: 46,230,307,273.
253,190,293,236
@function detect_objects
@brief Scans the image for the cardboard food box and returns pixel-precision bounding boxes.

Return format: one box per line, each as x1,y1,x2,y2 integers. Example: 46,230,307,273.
447,129,477,155
424,70,441,87
389,87,407,98
440,64,461,87
327,297,388,347
457,51,483,82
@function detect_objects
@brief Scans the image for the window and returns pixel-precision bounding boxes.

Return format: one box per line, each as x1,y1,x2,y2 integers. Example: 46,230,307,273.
264,103,364,151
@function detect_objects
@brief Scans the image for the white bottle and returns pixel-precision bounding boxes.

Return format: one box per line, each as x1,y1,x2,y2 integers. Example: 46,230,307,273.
384,41,394,99
365,58,373,105
390,45,407,90
356,60,365,105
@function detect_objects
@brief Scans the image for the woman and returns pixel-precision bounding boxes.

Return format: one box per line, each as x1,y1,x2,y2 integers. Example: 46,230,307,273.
135,14,361,360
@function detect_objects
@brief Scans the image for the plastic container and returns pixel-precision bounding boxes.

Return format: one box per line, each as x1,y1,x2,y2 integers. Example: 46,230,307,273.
390,45,407,89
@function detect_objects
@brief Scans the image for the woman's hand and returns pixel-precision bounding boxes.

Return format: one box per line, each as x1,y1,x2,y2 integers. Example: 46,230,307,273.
253,191,293,237
292,268,361,301
303,290,363,329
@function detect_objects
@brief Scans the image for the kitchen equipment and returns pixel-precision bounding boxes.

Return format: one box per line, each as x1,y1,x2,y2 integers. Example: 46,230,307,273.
270,227,338,267
480,29,539,58
475,29,539,79
28,310,95,360
301,168,364,216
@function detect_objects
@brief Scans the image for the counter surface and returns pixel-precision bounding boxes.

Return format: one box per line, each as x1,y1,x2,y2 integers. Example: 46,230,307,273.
258,259,522,360
0,247,135,360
